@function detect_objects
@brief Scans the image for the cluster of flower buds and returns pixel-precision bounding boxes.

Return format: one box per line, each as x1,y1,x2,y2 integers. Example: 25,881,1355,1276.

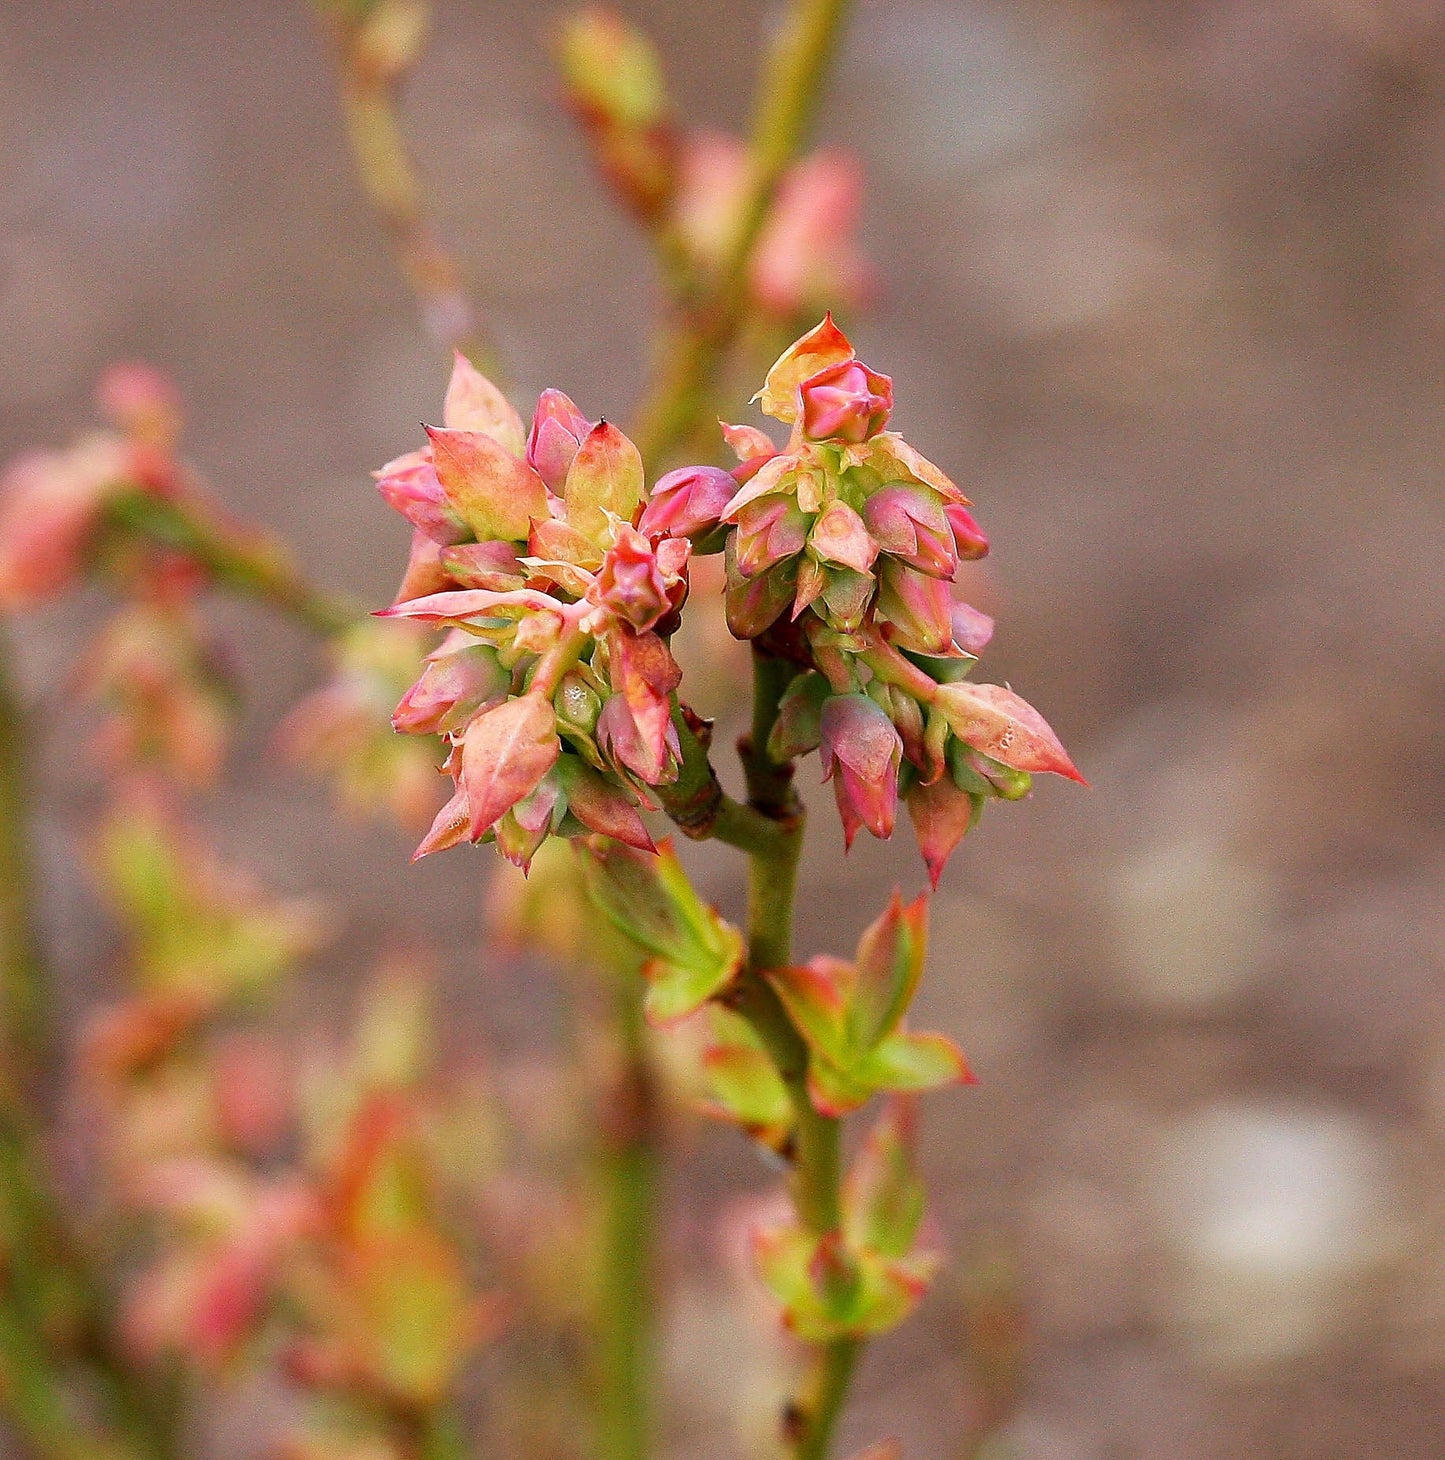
648,314,1082,883
374,352,696,869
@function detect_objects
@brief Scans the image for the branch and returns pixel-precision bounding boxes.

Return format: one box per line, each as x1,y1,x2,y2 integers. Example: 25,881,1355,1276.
631,0,856,465
102,492,361,638
315,0,498,373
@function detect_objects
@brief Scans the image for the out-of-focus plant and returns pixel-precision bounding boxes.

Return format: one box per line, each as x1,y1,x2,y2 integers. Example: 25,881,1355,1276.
0,3,1082,1459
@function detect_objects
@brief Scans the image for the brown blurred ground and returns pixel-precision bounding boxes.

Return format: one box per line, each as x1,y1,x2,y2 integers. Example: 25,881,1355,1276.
4,1,1445,1456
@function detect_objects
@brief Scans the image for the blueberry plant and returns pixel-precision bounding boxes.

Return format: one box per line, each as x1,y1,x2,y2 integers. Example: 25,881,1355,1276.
0,4,1079,1459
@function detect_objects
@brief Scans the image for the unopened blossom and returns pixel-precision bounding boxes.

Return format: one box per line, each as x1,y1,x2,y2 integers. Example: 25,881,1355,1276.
675,131,872,317
0,438,130,605
375,352,695,869
637,464,736,546
819,694,902,848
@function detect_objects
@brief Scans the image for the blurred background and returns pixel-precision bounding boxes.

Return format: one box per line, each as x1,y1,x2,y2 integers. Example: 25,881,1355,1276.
3,0,1444,1455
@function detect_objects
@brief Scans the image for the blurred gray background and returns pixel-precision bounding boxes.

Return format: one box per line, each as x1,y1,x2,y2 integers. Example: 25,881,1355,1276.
4,1,1445,1456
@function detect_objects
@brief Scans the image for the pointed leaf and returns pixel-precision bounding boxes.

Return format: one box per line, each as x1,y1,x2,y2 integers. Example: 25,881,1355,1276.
905,776,983,889
766,959,852,1067
862,1030,973,1096
441,351,525,454
458,695,560,839
554,756,653,851
843,1099,925,1259
755,314,855,423
850,892,928,1050
564,421,644,542
424,426,546,542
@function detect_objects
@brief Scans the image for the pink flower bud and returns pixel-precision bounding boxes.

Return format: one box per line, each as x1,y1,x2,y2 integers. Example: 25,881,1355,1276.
392,631,509,736
944,502,989,560
799,360,893,443
734,495,809,578
862,485,956,578
637,464,735,543
97,362,182,449
0,440,128,606
597,690,680,786
932,681,1084,784
751,149,872,318
526,388,592,492
875,562,954,655
587,522,687,634
949,600,995,656
819,693,902,848
374,449,467,545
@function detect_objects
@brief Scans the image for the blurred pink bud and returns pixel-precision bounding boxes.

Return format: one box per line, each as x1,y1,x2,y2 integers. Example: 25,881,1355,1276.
637,464,735,542
734,495,809,578
97,362,182,449
392,631,510,735
944,502,989,560
950,600,995,656
863,486,956,578
752,148,872,317
527,388,592,492
0,440,128,606
799,360,893,443
819,694,902,848
876,562,954,655
212,1035,291,1154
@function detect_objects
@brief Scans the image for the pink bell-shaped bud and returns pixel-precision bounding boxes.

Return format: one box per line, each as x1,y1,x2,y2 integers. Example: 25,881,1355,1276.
637,464,735,544
819,694,902,848
862,485,956,578
799,360,893,444
526,389,592,493
944,502,989,561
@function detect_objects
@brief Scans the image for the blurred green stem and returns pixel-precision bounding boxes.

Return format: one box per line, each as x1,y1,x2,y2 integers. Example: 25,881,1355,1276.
632,0,856,465
595,975,659,1460
103,492,360,637
0,629,47,1090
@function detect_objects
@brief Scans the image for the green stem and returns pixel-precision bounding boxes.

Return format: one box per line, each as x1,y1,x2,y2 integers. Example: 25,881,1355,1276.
0,629,47,1091
595,976,658,1460
722,650,860,1460
632,0,856,464
102,493,360,637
